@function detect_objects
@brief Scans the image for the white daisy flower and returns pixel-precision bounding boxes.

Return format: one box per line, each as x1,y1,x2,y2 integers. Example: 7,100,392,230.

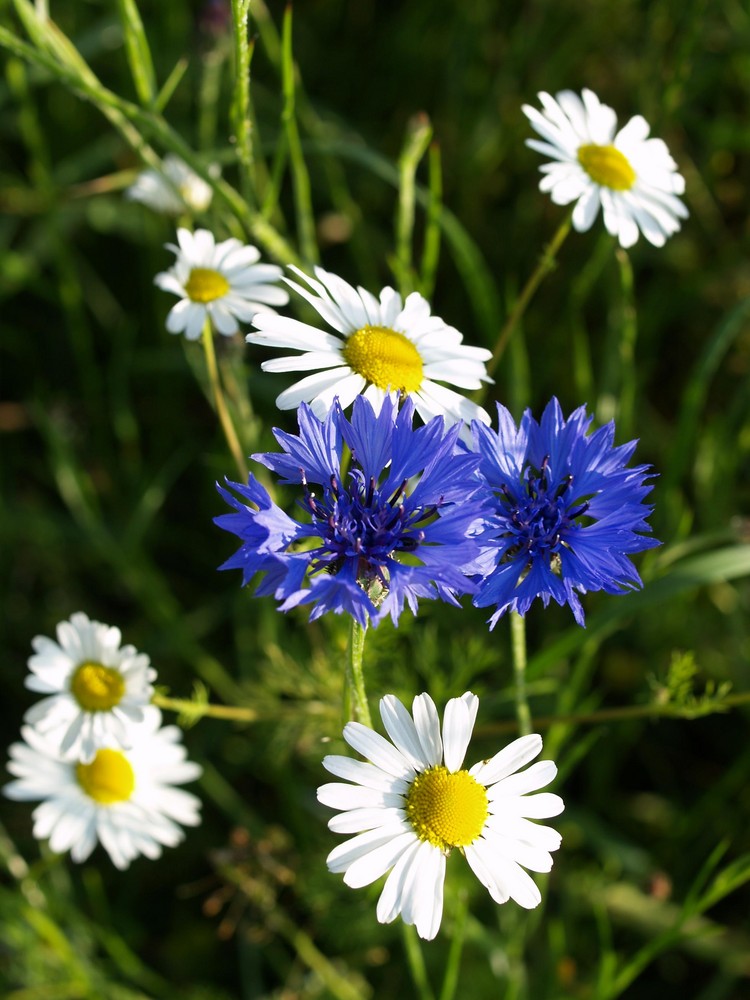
126,154,214,215
246,267,493,428
154,228,289,340
523,88,688,248
317,691,563,940
23,612,156,762
4,707,202,870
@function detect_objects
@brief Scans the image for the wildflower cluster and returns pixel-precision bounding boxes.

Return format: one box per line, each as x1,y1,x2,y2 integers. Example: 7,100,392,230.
5,613,201,869
216,395,658,631
7,85,686,945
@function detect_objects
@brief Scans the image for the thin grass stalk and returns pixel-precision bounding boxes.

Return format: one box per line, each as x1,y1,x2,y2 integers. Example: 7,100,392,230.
6,56,102,445
419,141,443,301
198,45,228,155
485,211,572,381
201,319,249,480
115,0,157,106
281,5,318,264
154,56,189,113
0,14,301,265
394,114,432,296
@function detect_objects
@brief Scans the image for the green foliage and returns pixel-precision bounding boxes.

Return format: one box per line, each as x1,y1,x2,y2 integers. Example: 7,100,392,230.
1,0,750,998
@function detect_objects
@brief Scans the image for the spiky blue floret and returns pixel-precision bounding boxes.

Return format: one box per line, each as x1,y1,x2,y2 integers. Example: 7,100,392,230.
216,396,491,627
472,398,659,627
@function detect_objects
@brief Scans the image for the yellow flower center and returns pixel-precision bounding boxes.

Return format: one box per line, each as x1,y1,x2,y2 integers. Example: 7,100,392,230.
76,749,135,805
184,267,230,303
342,325,424,393
405,766,488,851
577,143,636,191
70,662,126,712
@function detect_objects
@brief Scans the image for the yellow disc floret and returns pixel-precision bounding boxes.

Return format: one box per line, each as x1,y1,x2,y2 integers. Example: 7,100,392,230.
76,749,136,805
342,325,424,393
405,766,488,852
184,267,230,303
70,662,126,712
577,143,636,191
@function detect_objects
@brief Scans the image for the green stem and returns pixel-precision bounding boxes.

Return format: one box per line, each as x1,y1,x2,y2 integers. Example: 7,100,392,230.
346,619,372,726
510,611,532,736
153,694,257,722
201,319,248,480
229,0,258,203
614,246,638,440
438,890,468,1000
402,924,436,1000
485,212,572,380
482,690,750,736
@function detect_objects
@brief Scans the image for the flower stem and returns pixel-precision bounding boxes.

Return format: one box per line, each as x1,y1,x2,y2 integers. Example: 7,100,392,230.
438,890,468,1000
402,924,436,1000
485,212,572,380
510,611,532,736
201,319,248,480
615,246,638,440
153,694,257,723
346,619,372,727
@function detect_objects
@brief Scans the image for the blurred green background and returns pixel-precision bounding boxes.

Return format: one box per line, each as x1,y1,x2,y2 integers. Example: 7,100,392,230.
1,0,749,997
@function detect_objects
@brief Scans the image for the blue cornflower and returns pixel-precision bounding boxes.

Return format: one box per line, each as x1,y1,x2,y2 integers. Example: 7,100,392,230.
473,398,659,627
215,396,490,627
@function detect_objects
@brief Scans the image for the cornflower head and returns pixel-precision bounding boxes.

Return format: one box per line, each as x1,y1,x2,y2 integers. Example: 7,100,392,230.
473,398,659,626
215,395,491,627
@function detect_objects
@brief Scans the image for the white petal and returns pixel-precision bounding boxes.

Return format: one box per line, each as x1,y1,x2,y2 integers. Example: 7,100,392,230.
465,841,510,904
317,783,403,811
488,760,558,798
327,823,413,873
247,314,343,352
322,755,408,794
485,814,562,853
343,831,417,888
442,694,477,772
275,368,352,411
571,184,601,232
309,372,367,417
414,845,446,941
499,792,565,819
400,840,446,940
470,733,542,786
411,693,443,767
379,695,430,770
376,839,422,925
328,806,407,834
343,722,415,779
261,351,345,373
